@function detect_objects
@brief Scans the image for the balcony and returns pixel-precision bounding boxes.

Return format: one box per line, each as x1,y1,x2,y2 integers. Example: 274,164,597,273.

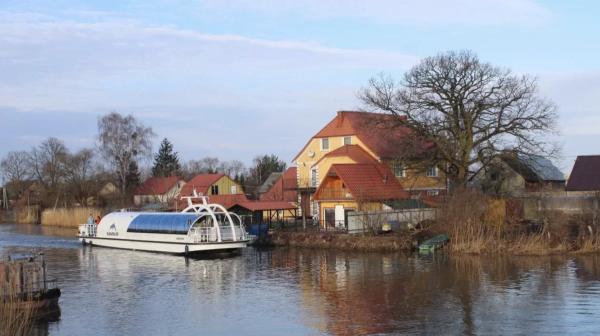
316,188,354,200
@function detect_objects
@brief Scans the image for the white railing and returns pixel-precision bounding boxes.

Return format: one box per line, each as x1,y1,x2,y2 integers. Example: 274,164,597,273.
189,227,218,243
78,223,97,237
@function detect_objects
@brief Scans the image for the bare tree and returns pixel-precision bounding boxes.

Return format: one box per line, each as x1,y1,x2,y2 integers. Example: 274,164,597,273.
361,50,558,188
97,112,154,195
28,138,68,191
0,151,31,196
63,148,97,205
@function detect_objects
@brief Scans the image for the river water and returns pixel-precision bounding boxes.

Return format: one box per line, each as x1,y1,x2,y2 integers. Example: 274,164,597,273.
2,224,600,335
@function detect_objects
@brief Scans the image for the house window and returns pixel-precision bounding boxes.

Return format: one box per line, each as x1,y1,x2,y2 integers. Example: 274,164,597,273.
230,185,237,194
393,163,405,177
426,166,438,177
311,169,317,187
427,190,440,196
343,136,351,145
321,138,329,151
211,185,219,195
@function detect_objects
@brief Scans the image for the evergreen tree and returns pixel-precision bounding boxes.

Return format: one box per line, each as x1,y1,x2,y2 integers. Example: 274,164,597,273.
152,138,181,177
125,161,141,193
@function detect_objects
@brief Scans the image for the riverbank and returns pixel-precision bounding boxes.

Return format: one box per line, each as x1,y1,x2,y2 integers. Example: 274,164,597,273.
266,231,416,252
264,229,600,255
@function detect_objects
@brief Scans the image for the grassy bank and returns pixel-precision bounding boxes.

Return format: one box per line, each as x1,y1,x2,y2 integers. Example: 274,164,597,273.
41,207,102,228
439,189,600,255
269,231,414,252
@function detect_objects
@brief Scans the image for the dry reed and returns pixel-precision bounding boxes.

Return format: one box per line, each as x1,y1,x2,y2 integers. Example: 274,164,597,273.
0,284,34,336
41,207,102,228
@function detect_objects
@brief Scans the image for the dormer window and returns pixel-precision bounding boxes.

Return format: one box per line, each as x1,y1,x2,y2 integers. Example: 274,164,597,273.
426,166,439,177
343,136,351,145
321,138,329,151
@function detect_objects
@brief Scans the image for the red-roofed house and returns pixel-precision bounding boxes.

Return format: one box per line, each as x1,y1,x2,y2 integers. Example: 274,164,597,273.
294,111,447,219
134,176,185,206
566,155,600,193
314,163,409,228
179,173,243,198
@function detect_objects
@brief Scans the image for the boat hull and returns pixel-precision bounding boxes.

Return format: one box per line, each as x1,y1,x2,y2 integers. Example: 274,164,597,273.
79,236,248,255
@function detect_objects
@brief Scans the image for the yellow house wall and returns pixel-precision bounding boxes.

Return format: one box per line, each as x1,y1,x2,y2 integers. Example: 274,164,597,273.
390,164,447,191
208,176,243,195
318,201,383,221
296,135,379,188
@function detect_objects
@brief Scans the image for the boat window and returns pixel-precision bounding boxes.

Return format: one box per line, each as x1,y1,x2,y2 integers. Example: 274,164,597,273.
127,214,201,234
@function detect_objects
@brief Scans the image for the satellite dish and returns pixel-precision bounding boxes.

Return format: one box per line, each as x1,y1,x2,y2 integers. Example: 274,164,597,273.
307,150,315,158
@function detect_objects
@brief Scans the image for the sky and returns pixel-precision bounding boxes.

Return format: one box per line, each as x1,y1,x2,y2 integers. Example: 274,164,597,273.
1,0,599,174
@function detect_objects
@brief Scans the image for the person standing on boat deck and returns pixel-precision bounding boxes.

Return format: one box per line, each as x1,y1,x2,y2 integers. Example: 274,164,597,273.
87,213,94,225
95,215,101,225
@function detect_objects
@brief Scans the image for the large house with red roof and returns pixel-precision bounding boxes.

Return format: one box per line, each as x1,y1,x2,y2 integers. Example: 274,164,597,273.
294,111,446,227
133,176,185,206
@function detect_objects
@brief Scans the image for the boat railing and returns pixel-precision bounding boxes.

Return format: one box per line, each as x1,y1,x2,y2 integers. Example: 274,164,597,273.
218,225,247,241
78,223,97,237
189,227,218,243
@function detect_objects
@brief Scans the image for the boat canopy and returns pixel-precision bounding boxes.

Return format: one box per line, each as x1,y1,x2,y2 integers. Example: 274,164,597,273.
127,213,201,234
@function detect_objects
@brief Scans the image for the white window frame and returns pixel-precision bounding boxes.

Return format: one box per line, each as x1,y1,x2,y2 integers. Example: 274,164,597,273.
343,136,351,145
394,163,405,178
321,138,330,151
311,168,317,187
427,190,440,196
426,166,438,177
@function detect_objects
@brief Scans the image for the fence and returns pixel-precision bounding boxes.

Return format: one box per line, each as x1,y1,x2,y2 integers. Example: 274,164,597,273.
247,207,437,235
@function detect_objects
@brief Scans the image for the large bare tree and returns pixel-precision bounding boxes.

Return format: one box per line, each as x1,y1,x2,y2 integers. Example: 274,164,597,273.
0,151,31,196
63,148,97,205
361,50,557,187
97,112,154,195
28,137,68,191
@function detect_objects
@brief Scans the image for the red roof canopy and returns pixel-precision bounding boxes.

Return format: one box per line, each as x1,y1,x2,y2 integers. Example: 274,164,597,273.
135,176,182,195
315,163,409,201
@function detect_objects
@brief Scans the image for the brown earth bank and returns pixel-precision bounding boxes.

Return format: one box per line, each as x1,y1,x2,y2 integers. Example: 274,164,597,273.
265,231,416,252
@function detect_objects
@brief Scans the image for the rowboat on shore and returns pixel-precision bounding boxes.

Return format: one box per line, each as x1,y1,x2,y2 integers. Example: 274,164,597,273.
418,234,449,252
78,195,249,255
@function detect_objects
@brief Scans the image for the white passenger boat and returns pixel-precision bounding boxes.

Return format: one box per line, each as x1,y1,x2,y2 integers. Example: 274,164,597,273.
78,196,249,255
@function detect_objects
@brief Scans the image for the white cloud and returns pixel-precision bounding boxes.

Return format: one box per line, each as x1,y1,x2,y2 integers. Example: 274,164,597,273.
195,0,552,26
0,11,416,112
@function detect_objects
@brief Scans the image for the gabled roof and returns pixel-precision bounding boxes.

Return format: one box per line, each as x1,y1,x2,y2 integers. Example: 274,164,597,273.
179,173,225,196
235,201,297,211
134,176,182,195
315,163,409,201
260,167,298,202
257,172,283,194
312,145,378,167
294,111,412,161
501,153,565,182
566,155,600,191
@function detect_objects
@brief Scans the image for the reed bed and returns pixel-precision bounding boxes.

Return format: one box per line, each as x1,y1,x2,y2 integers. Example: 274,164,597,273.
439,189,598,255
41,207,102,228
16,206,40,224
0,284,34,336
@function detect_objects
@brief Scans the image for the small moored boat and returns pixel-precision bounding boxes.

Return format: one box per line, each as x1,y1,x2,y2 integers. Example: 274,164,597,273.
418,234,449,252
78,196,249,255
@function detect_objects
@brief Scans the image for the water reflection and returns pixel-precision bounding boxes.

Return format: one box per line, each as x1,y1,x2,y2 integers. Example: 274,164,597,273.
2,224,600,335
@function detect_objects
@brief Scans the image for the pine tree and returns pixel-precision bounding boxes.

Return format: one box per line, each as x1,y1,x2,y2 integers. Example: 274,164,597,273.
152,138,181,177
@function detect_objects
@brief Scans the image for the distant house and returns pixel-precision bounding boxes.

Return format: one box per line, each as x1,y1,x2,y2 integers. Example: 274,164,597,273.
178,173,243,201
480,152,565,195
313,163,409,229
133,176,185,206
566,155,600,193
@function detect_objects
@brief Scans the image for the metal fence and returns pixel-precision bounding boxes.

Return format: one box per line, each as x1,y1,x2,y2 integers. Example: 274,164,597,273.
246,207,437,235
